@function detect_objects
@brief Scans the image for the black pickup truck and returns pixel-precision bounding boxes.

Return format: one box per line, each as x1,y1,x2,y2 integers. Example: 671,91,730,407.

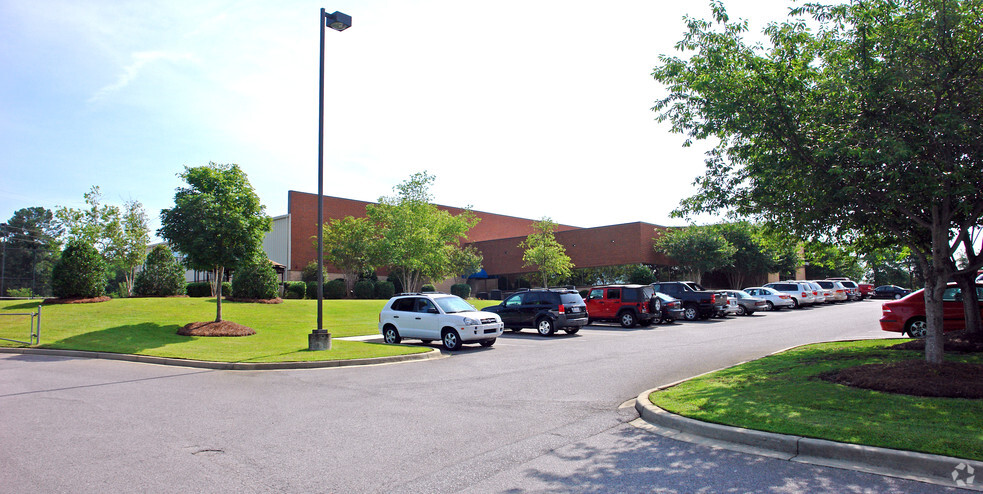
651,281,727,321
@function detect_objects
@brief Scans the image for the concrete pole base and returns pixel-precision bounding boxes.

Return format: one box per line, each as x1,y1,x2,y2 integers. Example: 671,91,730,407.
308,329,332,351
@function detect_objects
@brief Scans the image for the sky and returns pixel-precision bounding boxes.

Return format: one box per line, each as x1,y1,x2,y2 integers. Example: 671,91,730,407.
0,0,801,238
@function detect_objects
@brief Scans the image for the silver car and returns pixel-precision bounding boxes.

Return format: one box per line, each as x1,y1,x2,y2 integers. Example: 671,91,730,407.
743,286,795,310
763,281,817,308
723,290,769,316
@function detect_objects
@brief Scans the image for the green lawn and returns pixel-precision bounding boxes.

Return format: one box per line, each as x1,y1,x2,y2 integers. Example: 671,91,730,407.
650,339,983,460
0,297,429,362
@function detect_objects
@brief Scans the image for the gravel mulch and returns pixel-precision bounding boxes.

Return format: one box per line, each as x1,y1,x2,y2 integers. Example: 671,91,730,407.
178,320,257,337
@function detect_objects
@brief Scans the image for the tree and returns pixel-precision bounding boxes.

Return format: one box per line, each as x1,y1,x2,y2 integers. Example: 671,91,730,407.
104,200,149,297
134,244,186,297
159,163,271,322
655,226,735,285
51,240,106,299
653,0,983,363
710,222,775,288
230,251,279,300
366,172,480,293
802,241,864,282
519,218,574,288
2,207,62,296
318,216,377,298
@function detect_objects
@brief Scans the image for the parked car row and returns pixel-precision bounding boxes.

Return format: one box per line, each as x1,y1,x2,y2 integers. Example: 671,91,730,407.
378,276,879,350
879,282,983,337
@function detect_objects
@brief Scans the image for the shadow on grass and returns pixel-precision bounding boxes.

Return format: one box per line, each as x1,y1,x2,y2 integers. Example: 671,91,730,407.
46,323,188,354
1,302,45,311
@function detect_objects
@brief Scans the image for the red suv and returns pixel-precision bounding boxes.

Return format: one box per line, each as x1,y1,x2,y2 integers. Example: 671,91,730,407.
585,285,662,328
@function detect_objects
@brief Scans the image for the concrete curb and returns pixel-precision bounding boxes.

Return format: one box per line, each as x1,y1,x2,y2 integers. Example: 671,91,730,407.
635,388,983,490
0,346,441,370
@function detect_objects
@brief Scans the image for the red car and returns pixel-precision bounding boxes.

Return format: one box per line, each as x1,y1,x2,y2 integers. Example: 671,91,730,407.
858,283,874,299
879,283,983,337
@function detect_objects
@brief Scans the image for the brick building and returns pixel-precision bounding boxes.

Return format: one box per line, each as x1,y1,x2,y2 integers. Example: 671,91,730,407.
269,190,674,291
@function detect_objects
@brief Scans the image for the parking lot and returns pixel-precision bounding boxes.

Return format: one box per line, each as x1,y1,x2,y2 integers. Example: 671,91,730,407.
0,299,949,493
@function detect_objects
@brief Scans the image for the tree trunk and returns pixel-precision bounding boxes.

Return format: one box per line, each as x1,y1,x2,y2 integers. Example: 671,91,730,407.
954,271,982,341
215,265,224,322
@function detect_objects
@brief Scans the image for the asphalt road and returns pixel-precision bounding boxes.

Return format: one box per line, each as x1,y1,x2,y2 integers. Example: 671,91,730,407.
0,299,962,493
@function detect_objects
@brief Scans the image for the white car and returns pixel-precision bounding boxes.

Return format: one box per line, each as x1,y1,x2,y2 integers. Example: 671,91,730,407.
764,281,817,308
743,286,795,310
379,293,504,350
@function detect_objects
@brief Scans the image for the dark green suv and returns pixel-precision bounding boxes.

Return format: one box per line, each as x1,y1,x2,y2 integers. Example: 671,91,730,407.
482,288,589,336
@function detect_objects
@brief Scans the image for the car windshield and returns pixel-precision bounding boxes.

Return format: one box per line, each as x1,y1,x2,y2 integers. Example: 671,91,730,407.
434,296,477,314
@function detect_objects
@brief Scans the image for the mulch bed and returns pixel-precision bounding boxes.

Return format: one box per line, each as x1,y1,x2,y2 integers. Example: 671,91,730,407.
42,296,112,304
821,332,983,399
178,321,257,337
225,297,283,304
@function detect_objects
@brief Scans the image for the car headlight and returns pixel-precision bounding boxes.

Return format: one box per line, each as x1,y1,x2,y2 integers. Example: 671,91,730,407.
463,317,480,326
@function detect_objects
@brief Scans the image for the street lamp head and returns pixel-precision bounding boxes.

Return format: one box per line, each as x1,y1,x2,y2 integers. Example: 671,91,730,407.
325,11,351,31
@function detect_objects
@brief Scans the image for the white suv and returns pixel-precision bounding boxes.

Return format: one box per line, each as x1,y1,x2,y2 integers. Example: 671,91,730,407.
379,293,504,350
764,281,817,308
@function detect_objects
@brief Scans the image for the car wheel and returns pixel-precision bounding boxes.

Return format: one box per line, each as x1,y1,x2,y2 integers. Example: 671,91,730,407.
564,328,580,335
736,305,747,316
537,318,555,336
765,301,775,311
479,338,495,347
383,326,401,344
906,318,928,338
791,298,799,309
620,311,637,328
894,293,902,299
442,329,462,350
683,304,699,321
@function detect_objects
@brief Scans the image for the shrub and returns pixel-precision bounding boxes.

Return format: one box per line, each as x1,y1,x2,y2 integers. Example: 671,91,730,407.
231,253,280,299
134,245,186,297
301,261,322,282
306,281,318,299
325,279,346,299
6,287,33,298
51,240,107,299
374,281,395,299
353,280,374,299
284,281,306,299
451,283,471,299
186,282,212,297
421,284,436,293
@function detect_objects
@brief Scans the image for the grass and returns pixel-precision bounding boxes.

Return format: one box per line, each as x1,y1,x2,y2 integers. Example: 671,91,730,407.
0,297,429,362
649,339,983,460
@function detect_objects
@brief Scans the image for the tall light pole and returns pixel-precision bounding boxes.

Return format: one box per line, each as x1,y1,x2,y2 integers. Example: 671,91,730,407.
310,9,352,351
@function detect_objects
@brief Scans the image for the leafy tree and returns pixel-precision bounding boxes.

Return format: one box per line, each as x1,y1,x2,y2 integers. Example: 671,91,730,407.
519,218,574,288
710,222,776,288
653,0,983,363
159,163,271,322
655,226,735,284
134,244,186,297
55,186,114,250
51,240,106,299
231,251,279,300
803,241,864,282
318,216,377,298
366,172,480,293
627,264,656,285
1,207,62,296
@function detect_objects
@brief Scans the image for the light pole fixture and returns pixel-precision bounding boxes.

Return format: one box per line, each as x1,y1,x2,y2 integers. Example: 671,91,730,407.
310,8,351,352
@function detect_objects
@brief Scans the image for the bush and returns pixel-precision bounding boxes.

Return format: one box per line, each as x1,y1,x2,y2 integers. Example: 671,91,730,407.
284,281,306,299
451,283,471,299
134,245,186,297
421,284,436,293
231,253,280,299
374,281,395,299
353,280,374,299
306,281,318,299
186,281,231,297
301,261,322,283
325,279,346,299
6,287,33,298
51,240,107,299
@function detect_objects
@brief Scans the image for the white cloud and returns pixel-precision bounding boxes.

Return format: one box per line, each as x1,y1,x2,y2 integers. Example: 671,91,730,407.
89,50,197,103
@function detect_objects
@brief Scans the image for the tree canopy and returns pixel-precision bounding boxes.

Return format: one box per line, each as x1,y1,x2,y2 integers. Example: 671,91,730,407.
653,0,983,363
519,218,574,288
159,163,271,322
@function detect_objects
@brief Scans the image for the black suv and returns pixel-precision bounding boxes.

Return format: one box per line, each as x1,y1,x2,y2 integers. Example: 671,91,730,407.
482,288,589,336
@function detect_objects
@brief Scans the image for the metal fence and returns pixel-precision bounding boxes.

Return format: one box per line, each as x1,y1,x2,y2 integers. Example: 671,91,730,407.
0,305,41,345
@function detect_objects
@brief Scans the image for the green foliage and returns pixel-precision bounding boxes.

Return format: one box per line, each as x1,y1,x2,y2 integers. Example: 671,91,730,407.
301,261,321,283
803,241,864,281
159,163,271,321
366,172,481,293
655,226,735,284
319,216,377,298
627,265,656,285
231,253,279,300
374,281,395,299
134,245,187,297
520,217,574,288
2,206,62,297
305,281,318,299
51,240,107,299
325,279,346,299
353,280,374,299
421,284,435,293
6,288,34,298
186,282,213,297
450,283,471,298
283,281,306,299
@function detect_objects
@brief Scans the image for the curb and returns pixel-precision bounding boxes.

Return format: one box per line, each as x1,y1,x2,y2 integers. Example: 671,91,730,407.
635,388,983,490
0,346,441,370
